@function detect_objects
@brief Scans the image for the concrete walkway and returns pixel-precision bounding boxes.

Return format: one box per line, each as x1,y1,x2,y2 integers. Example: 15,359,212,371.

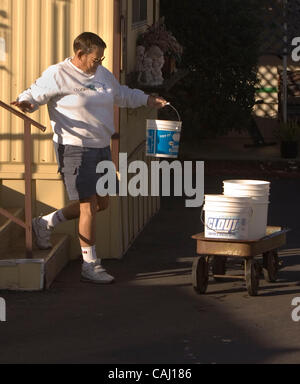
0,169,299,364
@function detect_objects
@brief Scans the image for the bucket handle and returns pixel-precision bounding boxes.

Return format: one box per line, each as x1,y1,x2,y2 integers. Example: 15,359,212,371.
164,103,181,122
200,206,254,234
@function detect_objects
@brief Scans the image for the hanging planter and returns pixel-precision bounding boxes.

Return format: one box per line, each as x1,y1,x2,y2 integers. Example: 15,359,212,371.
162,55,177,79
135,18,183,86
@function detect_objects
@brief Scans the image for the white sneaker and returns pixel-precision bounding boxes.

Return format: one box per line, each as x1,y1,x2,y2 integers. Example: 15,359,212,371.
32,216,53,250
81,259,114,284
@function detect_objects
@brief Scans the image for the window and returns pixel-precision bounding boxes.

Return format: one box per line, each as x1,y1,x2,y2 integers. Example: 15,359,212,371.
132,0,147,26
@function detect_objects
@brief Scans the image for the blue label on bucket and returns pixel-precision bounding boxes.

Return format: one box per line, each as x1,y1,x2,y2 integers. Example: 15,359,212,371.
147,129,155,154
147,129,180,157
207,217,241,234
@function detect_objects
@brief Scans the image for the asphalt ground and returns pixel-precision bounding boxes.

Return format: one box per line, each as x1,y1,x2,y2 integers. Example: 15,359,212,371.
0,169,299,365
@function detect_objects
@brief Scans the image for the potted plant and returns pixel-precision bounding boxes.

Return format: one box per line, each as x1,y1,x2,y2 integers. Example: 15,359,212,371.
274,119,300,159
136,18,183,80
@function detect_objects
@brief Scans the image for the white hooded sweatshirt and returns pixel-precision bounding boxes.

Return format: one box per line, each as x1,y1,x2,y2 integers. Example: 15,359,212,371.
17,58,149,148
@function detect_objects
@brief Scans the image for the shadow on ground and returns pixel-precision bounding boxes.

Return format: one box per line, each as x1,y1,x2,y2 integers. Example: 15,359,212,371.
0,173,300,364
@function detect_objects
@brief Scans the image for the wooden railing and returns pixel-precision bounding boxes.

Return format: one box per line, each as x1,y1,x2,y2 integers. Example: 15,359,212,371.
0,100,46,258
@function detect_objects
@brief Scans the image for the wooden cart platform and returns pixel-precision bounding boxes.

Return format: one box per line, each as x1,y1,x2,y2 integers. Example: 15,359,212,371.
191,226,289,296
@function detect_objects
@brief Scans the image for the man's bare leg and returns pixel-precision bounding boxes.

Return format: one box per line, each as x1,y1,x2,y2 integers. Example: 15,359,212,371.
32,195,109,251
62,195,109,223
78,194,114,283
78,195,98,247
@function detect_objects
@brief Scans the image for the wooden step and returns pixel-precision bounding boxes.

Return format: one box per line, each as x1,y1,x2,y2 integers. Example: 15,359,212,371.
0,208,24,256
0,233,70,291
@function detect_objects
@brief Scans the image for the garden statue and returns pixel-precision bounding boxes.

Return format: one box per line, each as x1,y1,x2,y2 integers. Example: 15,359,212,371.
148,46,165,86
136,45,165,86
142,55,154,85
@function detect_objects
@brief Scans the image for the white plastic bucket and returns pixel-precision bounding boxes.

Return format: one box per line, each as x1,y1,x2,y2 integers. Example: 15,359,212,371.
223,179,270,202
203,195,255,240
222,180,270,238
250,202,269,239
223,189,269,203
223,179,270,190
205,195,253,205
146,119,182,158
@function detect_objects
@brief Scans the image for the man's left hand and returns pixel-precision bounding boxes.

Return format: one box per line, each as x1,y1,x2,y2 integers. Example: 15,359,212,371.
147,95,168,109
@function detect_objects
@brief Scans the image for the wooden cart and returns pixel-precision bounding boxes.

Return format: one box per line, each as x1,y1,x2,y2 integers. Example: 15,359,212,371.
191,226,289,296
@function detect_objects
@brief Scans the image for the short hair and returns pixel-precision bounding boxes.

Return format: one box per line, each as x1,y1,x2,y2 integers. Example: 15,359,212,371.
73,32,107,54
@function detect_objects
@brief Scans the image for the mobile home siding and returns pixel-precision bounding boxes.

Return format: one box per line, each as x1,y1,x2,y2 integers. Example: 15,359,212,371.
0,0,160,261
0,0,114,165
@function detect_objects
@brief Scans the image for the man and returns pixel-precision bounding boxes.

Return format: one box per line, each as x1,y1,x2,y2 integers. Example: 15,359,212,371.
12,32,167,284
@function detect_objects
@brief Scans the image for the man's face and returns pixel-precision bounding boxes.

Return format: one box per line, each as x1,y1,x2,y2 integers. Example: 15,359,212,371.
80,46,105,74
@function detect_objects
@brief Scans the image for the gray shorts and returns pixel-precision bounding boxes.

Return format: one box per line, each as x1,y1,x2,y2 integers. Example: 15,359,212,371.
54,143,112,201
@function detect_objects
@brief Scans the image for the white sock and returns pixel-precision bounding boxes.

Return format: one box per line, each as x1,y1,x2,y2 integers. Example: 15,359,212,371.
81,245,97,263
42,210,66,228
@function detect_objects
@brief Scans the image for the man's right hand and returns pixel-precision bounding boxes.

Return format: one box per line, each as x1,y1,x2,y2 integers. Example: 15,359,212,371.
11,100,35,113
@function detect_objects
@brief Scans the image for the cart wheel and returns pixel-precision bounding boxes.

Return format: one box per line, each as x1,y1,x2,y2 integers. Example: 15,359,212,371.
212,256,227,281
192,256,209,294
245,259,260,296
263,250,279,283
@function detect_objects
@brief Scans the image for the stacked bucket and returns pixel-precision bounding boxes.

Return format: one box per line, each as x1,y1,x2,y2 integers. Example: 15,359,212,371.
203,180,270,241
